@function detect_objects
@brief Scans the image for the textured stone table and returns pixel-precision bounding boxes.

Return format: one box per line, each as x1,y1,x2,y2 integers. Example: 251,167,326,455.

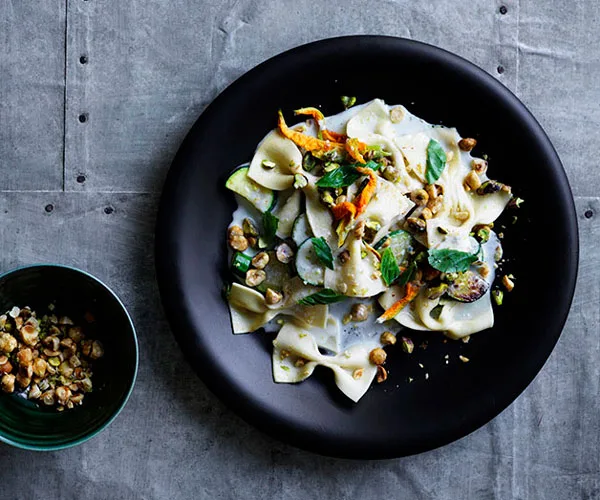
0,1,597,498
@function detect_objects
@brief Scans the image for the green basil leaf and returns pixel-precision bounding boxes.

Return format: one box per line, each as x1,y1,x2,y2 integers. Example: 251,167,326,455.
380,247,400,286
316,165,362,188
298,289,347,305
262,211,279,245
398,261,417,285
427,248,478,273
425,139,447,184
311,237,334,270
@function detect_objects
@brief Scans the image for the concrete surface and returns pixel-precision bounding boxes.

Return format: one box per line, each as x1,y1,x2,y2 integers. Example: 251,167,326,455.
0,1,598,499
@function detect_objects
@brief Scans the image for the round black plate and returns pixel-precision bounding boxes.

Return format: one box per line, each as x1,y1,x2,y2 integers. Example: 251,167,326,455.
156,36,578,459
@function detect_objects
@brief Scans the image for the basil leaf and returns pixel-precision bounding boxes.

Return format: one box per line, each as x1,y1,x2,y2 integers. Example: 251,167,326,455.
427,248,478,273
298,289,347,305
316,165,362,188
380,247,400,286
311,237,334,270
398,261,417,285
262,211,279,245
425,139,447,184
316,161,380,188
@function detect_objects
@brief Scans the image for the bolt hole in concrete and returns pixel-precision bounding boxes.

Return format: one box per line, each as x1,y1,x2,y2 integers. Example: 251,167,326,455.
78,113,88,123
76,174,86,184
585,209,594,219
499,5,508,14
45,204,54,213
104,206,114,215
79,55,88,64
497,65,505,74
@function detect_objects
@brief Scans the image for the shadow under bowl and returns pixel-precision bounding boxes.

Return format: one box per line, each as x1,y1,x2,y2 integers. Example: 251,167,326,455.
0,265,138,451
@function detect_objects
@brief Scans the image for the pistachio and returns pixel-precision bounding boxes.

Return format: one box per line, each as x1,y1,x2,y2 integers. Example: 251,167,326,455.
350,303,369,322
508,196,525,209
380,331,397,345
410,189,429,206
341,96,357,109
369,347,387,365
261,159,276,169
471,158,488,174
458,138,477,152
338,250,351,265
265,288,283,305
323,162,339,173
401,337,414,354
364,220,381,243
502,275,515,292
376,365,388,383
382,165,400,182
463,170,482,191
320,190,335,206
48,356,60,367
245,269,266,287
492,289,504,306
474,225,491,243
242,218,259,237
276,243,294,264
426,283,448,300
1,373,15,393
251,251,269,270
390,106,405,123
407,217,426,233
293,173,308,189
437,226,449,235
477,180,510,195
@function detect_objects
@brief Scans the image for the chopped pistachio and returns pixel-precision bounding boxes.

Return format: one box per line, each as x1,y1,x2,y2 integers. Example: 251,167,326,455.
502,275,515,292
459,355,470,363
341,96,357,109
492,289,504,306
293,174,308,189
401,337,414,354
261,159,276,169
509,196,525,209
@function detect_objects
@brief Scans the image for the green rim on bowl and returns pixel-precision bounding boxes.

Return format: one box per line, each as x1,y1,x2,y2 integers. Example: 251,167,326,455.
0,264,138,451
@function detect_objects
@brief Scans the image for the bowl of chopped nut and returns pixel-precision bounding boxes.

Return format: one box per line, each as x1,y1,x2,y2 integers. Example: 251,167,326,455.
0,264,138,450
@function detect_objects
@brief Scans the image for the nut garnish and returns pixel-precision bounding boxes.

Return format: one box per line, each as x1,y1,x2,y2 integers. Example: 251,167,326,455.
463,171,482,191
401,337,414,354
227,225,248,251
251,252,269,270
458,138,477,152
369,347,387,365
380,331,397,345
471,158,488,174
502,274,515,292
376,365,388,383
459,355,470,363
352,368,364,380
390,106,405,123
245,269,266,287
265,288,283,305
275,243,294,263
350,303,369,322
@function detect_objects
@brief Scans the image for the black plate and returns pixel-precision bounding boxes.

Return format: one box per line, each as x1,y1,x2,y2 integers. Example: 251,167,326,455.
155,36,578,459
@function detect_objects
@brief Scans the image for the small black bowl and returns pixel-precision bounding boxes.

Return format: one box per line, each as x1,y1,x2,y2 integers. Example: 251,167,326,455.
156,36,578,458
0,265,138,450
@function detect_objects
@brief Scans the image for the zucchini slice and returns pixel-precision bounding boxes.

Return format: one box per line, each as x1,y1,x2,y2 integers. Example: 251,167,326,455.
292,213,313,246
257,252,291,293
374,230,413,266
295,239,325,286
225,166,276,212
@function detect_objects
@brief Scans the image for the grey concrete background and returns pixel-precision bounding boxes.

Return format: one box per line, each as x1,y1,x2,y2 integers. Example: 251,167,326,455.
0,0,597,499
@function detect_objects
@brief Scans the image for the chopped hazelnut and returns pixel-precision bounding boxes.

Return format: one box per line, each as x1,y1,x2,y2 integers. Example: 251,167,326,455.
338,250,351,265
502,274,515,292
352,368,364,380
251,251,269,270
471,158,488,174
390,106,405,123
380,331,397,345
350,303,369,322
1,373,15,393
410,189,429,206
265,288,283,305
458,138,477,152
369,347,387,365
245,269,266,287
275,243,294,264
463,171,482,191
376,365,388,383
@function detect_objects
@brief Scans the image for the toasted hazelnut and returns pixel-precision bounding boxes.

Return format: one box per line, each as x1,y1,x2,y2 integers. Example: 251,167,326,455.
463,171,482,191
90,340,104,360
454,210,470,222
369,347,387,365
380,332,397,345
228,226,249,251
376,365,388,383
1,373,15,393
40,390,55,406
16,348,33,366
407,217,426,233
68,326,84,343
410,189,429,206
471,158,488,174
275,243,294,264
55,386,71,405
421,207,433,220
16,373,31,388
294,358,306,367
245,269,266,288
390,106,405,123
426,194,444,215
19,323,39,346
352,368,364,380
265,288,283,305
458,138,477,152
32,358,47,378
0,360,13,374
251,252,269,270
502,274,515,292
0,333,17,353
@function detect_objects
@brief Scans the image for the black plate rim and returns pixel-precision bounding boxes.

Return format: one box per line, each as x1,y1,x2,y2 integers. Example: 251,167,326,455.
155,35,579,459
